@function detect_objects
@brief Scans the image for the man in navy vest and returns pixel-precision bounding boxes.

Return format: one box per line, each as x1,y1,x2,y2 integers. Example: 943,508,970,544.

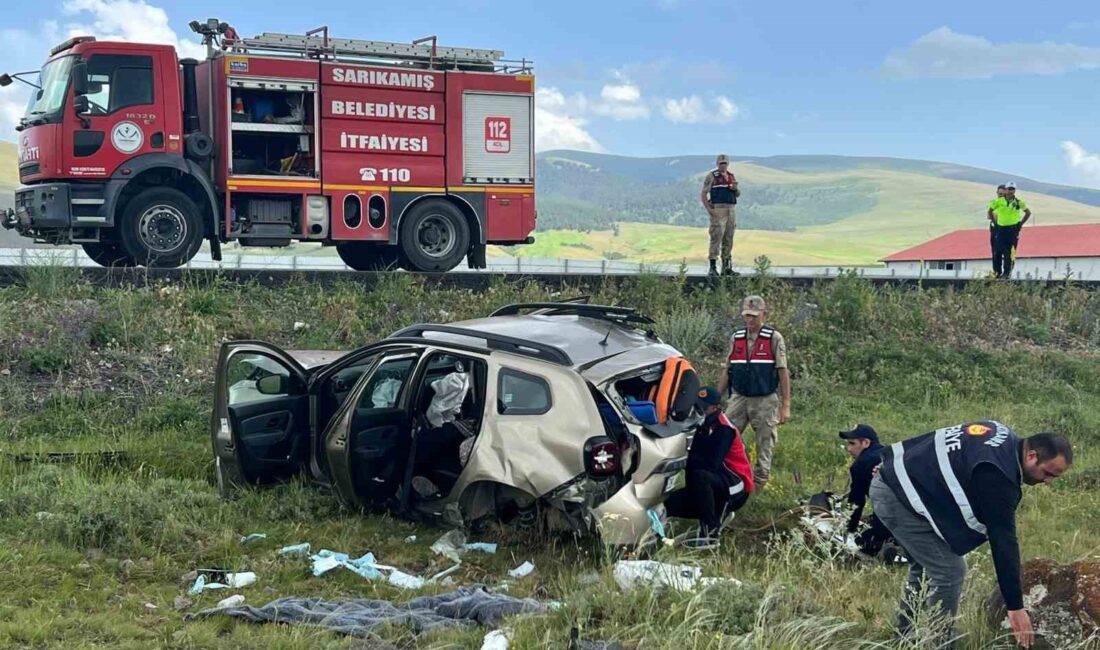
869,422,1073,648
716,295,791,488
700,154,740,277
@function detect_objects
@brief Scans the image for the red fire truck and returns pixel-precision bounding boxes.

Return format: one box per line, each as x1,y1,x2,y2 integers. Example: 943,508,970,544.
2,19,536,271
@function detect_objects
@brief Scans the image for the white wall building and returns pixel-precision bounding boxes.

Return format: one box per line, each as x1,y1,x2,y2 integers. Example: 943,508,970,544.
882,224,1100,281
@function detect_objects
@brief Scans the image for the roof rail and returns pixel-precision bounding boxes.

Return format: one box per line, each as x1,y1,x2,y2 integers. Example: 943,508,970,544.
489,302,657,326
389,324,572,366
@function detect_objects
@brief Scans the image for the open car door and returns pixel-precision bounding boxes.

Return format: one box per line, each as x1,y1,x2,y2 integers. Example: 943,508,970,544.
324,347,424,511
212,342,311,495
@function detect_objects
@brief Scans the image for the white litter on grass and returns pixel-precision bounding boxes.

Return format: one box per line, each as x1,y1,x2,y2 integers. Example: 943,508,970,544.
481,629,512,649
278,543,311,557
216,594,245,609
612,561,742,593
240,533,267,545
225,572,256,588
508,561,535,579
405,535,417,544
613,561,700,592
431,530,499,561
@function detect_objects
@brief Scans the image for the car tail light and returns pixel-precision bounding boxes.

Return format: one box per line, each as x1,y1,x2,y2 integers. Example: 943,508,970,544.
584,436,620,477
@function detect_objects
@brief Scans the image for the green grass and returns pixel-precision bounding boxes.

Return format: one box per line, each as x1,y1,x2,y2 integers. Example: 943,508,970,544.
0,268,1098,648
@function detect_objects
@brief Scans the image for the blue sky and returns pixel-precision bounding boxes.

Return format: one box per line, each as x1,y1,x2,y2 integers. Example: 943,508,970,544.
2,0,1099,187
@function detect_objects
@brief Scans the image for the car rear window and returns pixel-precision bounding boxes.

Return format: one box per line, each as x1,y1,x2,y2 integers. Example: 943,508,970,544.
497,369,551,415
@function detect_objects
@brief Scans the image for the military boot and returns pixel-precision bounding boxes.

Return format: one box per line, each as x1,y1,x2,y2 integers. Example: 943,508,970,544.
721,258,734,276
708,259,719,278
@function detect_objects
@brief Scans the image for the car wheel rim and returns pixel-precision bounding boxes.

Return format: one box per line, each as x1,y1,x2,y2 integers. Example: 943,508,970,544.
416,214,456,260
138,204,187,254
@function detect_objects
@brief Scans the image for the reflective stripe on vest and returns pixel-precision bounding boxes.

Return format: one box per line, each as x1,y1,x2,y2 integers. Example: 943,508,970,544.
710,170,736,204
727,326,778,396
881,421,1021,555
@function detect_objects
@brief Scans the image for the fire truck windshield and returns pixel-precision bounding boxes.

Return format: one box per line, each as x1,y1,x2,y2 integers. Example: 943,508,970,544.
22,56,74,125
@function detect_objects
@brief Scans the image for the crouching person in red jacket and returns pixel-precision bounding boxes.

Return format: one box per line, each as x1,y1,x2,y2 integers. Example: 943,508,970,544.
666,386,755,539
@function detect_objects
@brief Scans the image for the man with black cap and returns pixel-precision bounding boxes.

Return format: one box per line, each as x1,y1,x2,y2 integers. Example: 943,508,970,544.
665,386,755,539
870,422,1073,648
839,424,892,557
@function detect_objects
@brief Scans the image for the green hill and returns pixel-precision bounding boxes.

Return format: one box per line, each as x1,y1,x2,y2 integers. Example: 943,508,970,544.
530,152,1100,265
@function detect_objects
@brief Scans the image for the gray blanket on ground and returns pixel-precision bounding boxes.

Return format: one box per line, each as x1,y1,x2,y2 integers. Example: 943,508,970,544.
185,585,550,636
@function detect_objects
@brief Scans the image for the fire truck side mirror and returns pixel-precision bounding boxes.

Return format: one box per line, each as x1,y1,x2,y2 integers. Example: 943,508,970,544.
71,62,88,97
73,95,90,116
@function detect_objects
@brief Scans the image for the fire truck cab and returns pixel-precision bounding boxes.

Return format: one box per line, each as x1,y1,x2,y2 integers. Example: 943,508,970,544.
3,20,536,271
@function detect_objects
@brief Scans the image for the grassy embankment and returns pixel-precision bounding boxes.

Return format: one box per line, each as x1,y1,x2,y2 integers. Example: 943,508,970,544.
0,269,1097,649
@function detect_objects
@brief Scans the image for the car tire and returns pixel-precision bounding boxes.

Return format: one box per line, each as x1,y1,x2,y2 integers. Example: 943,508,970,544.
117,187,204,268
82,238,135,268
399,200,469,273
336,241,403,271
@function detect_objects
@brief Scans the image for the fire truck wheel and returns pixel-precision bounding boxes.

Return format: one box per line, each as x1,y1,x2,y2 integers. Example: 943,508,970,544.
336,242,403,271
81,239,135,268
399,200,470,273
118,188,204,268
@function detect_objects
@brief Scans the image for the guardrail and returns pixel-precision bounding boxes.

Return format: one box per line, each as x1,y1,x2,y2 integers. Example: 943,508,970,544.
0,247,1088,282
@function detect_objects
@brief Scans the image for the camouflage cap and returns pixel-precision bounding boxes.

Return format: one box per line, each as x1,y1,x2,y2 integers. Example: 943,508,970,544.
716,154,730,164
741,295,767,316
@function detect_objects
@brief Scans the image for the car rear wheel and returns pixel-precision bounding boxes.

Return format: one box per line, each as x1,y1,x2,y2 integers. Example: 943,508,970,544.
336,241,403,271
399,200,469,273
118,187,204,268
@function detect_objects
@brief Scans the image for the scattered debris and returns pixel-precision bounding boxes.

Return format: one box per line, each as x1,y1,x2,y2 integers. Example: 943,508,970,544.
240,533,267,545
226,572,256,588
186,586,555,636
432,530,468,562
987,559,1100,649
465,543,498,555
293,321,308,331
431,530,499,561
120,559,135,575
405,535,417,544
278,543,311,557
508,562,536,579
188,572,257,594
612,560,742,594
35,511,55,521
216,594,245,609
481,628,511,649
144,602,158,611
310,550,382,580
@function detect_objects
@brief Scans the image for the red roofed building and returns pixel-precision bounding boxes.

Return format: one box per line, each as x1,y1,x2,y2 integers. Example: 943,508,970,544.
881,224,1100,280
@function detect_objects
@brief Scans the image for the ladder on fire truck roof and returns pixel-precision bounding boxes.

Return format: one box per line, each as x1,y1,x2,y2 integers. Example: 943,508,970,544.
225,26,528,72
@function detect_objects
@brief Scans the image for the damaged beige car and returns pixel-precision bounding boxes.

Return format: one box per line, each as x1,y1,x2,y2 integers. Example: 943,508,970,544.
211,300,700,545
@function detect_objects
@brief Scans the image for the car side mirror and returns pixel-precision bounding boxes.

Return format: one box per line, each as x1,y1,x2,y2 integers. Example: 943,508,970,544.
71,61,88,96
256,374,288,395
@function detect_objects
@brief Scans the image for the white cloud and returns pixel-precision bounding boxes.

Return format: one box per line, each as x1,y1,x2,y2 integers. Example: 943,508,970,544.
61,0,205,59
881,26,1100,79
591,79,650,121
661,94,739,124
534,87,604,152
1061,141,1100,188
0,1,204,138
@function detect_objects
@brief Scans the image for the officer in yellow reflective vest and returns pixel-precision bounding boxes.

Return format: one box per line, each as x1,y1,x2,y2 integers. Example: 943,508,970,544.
987,181,1031,278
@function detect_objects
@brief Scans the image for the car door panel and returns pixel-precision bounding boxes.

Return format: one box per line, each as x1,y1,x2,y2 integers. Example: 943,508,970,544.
229,399,305,461
212,342,310,492
324,351,422,510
